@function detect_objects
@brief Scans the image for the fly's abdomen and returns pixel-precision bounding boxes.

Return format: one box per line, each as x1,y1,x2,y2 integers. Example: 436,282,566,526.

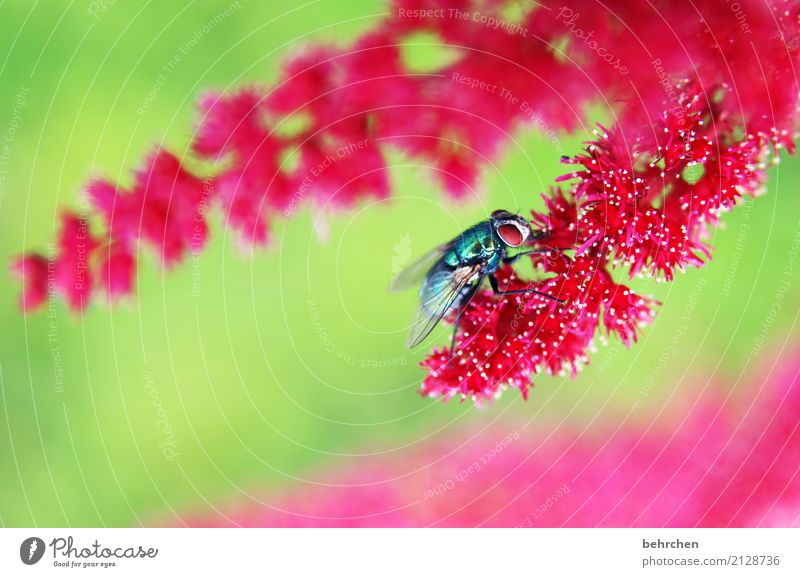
419,260,482,315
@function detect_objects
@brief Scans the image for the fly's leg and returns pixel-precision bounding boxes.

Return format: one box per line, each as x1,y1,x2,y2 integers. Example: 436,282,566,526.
447,306,465,368
489,274,565,304
502,247,572,266
448,282,481,367
499,247,570,303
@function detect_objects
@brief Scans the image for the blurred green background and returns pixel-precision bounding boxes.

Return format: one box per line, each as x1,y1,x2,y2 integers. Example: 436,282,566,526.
1,1,799,527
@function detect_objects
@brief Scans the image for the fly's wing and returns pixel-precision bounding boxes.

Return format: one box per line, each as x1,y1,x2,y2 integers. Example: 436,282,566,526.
388,241,452,293
406,261,484,348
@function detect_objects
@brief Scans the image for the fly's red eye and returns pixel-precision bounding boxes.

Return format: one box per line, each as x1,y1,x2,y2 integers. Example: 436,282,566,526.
497,224,524,246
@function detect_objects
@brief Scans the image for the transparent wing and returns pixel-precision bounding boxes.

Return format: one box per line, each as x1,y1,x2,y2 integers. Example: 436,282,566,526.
388,241,452,293
406,262,484,348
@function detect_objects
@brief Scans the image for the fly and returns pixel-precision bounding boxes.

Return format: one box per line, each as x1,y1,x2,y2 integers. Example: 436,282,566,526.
390,209,566,363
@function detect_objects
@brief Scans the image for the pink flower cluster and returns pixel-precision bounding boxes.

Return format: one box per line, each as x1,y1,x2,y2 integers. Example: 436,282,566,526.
179,348,800,527
421,91,787,401
11,0,800,400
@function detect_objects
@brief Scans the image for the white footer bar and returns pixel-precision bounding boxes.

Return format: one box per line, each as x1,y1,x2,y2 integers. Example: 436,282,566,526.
1,528,797,576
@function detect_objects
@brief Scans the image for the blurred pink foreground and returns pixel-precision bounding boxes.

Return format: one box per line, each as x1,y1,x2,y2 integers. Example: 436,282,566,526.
182,351,800,527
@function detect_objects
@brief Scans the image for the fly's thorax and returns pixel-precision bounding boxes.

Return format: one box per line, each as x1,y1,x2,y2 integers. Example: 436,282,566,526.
450,222,502,265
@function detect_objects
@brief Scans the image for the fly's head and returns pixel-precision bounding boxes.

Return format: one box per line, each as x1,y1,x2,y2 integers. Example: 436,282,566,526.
490,209,538,247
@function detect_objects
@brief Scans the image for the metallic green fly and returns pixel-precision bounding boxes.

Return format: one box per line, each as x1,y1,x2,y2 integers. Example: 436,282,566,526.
390,209,565,361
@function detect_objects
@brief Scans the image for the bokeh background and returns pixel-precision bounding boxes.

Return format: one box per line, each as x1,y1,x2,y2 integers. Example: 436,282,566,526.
1,0,799,526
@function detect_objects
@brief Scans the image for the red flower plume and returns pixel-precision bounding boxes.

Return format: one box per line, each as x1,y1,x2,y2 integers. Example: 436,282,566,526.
12,0,800,403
